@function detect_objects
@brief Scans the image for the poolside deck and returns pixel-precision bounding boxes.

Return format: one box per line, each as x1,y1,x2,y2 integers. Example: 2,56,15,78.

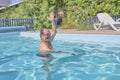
56,29,120,35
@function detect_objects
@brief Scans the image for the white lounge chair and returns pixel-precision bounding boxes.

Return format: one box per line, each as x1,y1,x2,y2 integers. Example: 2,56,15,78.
94,13,120,31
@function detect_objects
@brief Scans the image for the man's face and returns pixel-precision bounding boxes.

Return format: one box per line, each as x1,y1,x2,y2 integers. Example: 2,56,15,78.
41,29,51,41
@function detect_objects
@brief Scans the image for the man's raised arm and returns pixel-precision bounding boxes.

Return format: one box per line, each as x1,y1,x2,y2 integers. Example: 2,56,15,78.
48,12,57,42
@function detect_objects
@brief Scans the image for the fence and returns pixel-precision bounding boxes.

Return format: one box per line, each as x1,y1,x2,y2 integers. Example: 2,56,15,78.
0,18,34,31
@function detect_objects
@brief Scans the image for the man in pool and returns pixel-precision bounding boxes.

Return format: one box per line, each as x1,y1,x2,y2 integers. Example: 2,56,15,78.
38,11,67,73
39,11,58,57
38,12,58,69
38,12,77,74
38,12,76,68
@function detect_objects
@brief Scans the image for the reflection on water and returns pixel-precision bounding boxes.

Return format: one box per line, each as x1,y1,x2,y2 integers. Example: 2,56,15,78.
37,53,54,80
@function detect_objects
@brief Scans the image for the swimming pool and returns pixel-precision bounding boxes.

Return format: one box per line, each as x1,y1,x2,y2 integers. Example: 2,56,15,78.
0,32,120,80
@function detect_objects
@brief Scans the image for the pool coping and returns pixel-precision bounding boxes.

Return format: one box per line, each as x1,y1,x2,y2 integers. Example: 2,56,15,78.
34,29,120,35
54,29,120,35
20,32,120,44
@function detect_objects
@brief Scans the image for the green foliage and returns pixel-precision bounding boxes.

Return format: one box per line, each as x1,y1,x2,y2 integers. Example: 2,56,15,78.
0,0,120,30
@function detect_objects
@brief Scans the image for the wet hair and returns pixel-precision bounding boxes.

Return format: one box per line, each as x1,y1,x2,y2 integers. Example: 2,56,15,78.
40,28,50,39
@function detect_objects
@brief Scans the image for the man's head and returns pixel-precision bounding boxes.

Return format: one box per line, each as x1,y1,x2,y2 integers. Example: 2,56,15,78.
40,28,51,42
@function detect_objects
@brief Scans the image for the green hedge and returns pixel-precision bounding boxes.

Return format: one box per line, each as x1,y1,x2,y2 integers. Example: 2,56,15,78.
0,0,120,30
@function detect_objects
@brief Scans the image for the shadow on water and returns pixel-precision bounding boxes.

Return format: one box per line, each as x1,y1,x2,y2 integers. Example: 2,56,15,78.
0,71,18,80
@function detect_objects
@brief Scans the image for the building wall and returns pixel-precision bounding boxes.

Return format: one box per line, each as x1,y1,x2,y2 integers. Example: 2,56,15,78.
11,0,20,4
0,0,20,6
0,0,11,6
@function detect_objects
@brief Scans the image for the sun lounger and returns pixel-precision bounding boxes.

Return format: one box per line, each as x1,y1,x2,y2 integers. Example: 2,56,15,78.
94,13,120,31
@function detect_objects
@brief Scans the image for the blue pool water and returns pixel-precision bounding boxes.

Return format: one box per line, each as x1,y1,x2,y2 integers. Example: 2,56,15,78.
0,32,120,80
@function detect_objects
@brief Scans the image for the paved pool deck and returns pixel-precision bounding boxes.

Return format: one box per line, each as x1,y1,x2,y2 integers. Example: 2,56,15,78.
56,29,120,35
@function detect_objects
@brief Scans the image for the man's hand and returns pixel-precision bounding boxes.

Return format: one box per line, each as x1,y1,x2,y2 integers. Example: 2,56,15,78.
49,50,77,56
47,11,55,21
